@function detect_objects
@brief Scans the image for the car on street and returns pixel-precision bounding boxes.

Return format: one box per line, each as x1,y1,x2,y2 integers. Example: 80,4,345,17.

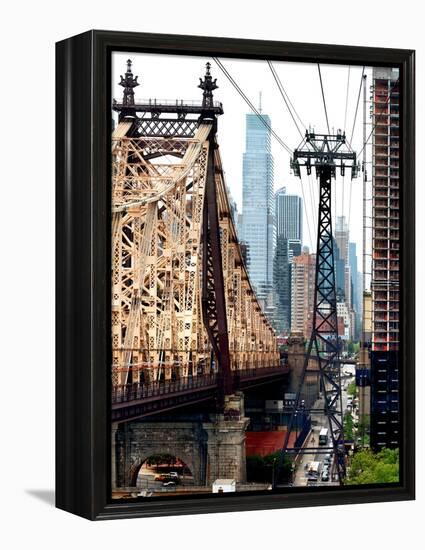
154,473,168,481
155,472,180,483
321,469,330,482
306,461,322,480
162,480,177,487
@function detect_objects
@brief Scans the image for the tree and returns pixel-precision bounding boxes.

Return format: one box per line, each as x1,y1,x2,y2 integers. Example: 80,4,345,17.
347,380,357,397
357,414,370,447
344,412,354,441
346,448,399,485
247,452,292,483
347,341,360,355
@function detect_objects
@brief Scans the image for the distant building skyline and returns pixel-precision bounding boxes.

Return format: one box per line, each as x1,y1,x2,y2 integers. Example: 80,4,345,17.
291,252,316,337
335,216,349,257
240,113,275,295
275,187,303,242
273,237,302,333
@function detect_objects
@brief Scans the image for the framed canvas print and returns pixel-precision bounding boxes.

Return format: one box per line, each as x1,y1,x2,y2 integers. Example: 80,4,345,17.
56,30,415,520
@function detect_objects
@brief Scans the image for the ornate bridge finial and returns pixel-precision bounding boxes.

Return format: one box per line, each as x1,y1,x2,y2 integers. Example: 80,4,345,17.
119,59,140,107
198,62,218,109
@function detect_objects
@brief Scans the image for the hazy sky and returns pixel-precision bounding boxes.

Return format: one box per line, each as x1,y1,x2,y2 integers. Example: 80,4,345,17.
112,52,381,267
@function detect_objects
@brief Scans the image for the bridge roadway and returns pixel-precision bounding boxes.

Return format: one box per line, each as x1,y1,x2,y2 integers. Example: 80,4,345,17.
112,364,289,423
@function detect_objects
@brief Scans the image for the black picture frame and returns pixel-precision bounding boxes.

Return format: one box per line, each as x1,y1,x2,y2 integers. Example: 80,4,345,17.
56,30,415,520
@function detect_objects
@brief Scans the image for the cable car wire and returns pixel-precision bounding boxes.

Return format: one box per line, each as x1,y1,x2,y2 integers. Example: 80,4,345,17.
213,57,293,155
267,61,306,139
317,64,330,134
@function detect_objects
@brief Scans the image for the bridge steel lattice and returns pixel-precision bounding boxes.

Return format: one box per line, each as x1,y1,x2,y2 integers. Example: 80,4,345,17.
111,61,280,413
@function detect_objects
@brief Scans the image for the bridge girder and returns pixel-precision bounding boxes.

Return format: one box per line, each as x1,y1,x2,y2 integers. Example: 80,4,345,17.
111,118,279,392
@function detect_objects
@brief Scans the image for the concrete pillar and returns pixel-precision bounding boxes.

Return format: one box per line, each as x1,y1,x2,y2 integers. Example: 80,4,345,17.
203,392,249,484
286,331,305,394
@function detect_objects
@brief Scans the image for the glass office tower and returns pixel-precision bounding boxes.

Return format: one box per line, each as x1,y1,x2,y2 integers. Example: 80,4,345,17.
275,187,303,242
241,113,275,297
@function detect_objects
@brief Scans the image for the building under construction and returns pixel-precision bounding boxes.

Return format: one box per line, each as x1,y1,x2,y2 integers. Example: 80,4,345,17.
370,67,400,451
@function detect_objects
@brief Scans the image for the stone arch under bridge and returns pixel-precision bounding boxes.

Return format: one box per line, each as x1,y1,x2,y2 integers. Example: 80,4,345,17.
114,421,208,488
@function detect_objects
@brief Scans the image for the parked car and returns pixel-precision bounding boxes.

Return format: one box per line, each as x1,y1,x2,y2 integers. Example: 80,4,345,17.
155,472,180,483
154,473,168,481
162,480,177,487
321,469,330,482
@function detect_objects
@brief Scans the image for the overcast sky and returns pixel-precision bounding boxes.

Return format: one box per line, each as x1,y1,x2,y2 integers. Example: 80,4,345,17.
112,51,389,273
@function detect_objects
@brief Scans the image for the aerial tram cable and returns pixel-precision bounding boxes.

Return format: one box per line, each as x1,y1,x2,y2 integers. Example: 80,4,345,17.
268,62,307,131
340,67,352,221
343,66,351,132
317,64,331,134
349,66,366,147
213,57,293,155
267,61,305,139
317,63,341,226
343,67,365,225
265,59,318,246
298,174,314,251
307,173,318,245
214,57,316,247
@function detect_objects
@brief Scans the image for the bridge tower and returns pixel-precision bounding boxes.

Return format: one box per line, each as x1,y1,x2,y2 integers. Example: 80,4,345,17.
111,60,283,492
277,132,359,485
112,61,234,407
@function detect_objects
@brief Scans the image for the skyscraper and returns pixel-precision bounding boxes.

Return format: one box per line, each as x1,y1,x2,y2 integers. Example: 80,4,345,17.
275,187,303,241
273,237,302,333
241,113,275,296
370,67,400,451
274,235,291,333
335,215,350,299
291,252,316,338
334,238,346,301
273,188,303,332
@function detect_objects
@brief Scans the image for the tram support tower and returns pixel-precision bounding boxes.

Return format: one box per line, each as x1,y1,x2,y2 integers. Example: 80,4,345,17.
277,131,358,486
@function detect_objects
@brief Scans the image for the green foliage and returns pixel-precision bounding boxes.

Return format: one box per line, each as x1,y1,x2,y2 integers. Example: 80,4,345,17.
357,415,370,448
347,380,357,397
246,451,292,483
347,341,360,355
346,448,399,485
344,412,354,441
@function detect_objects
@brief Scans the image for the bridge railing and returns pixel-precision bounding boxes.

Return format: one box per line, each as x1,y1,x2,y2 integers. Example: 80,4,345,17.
112,372,218,404
112,362,289,404
236,365,289,380
113,98,223,108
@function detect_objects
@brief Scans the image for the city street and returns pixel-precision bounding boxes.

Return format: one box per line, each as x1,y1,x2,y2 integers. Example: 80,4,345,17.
136,463,195,492
293,364,355,487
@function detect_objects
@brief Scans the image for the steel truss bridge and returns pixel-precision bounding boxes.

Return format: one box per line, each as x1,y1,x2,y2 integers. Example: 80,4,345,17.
111,61,285,421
